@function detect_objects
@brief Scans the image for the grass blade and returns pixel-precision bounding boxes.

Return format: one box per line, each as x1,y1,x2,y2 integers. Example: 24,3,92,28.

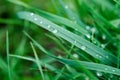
17,11,118,65
6,31,12,80
30,42,45,80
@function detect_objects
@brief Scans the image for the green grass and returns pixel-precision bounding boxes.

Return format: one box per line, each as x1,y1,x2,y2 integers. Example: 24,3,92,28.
0,0,120,80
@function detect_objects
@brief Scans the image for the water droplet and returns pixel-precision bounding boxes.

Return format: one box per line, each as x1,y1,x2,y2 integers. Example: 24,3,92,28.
40,21,43,24
65,5,68,9
86,34,91,39
101,44,106,48
75,28,78,31
105,68,108,70
102,35,106,40
47,25,51,28
30,13,34,16
85,77,89,80
93,41,97,44
52,29,58,33
96,72,102,77
96,54,99,57
112,69,115,72
34,18,37,21
81,46,86,50
86,26,90,30
91,28,96,33
106,56,109,58
74,40,77,44
99,56,102,58
73,54,79,59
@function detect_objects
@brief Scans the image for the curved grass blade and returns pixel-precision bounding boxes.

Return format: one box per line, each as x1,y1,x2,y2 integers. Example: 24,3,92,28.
20,33,120,76
10,55,76,80
7,0,88,36
18,11,119,65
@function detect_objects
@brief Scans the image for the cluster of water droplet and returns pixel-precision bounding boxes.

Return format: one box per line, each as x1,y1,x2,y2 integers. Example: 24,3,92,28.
30,12,59,34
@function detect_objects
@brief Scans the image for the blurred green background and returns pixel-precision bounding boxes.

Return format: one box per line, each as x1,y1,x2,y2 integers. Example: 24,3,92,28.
0,0,120,80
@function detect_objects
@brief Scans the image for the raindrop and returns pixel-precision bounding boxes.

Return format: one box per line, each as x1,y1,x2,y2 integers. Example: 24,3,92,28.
91,27,96,33
85,77,89,80
30,13,34,16
81,46,86,50
86,34,91,39
75,28,78,31
40,21,43,24
86,26,90,30
102,35,106,40
74,40,77,44
52,29,58,34
101,44,106,48
106,56,109,59
73,54,79,59
93,41,97,44
112,69,115,72
47,25,51,28
96,54,99,57
96,72,102,77
105,68,108,70
65,5,68,9
34,18,37,21
99,56,102,58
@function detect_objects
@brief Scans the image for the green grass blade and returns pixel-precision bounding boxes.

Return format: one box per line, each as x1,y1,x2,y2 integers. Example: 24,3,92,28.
57,0,85,27
6,31,12,80
10,55,76,80
24,32,98,80
18,11,118,65
7,0,88,36
30,42,45,80
18,33,120,76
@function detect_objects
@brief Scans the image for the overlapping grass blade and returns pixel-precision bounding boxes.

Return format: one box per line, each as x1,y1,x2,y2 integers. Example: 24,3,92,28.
23,32,98,80
30,42,45,80
17,11,119,65
23,35,120,76
13,32,120,76
10,55,76,80
57,0,85,27
6,31,12,80
7,0,88,36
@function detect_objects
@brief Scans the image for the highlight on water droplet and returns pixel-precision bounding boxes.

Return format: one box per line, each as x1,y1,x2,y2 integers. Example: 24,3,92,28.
99,56,102,58
106,56,109,59
81,46,86,50
52,29,58,34
34,18,37,21
74,40,77,44
91,27,96,33
40,21,43,24
30,13,34,16
105,68,108,70
86,26,90,30
101,44,106,48
65,5,68,9
96,72,102,77
112,69,115,72
75,28,78,31
86,34,91,39
47,25,51,28
102,35,106,40
73,53,79,59
96,54,99,57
